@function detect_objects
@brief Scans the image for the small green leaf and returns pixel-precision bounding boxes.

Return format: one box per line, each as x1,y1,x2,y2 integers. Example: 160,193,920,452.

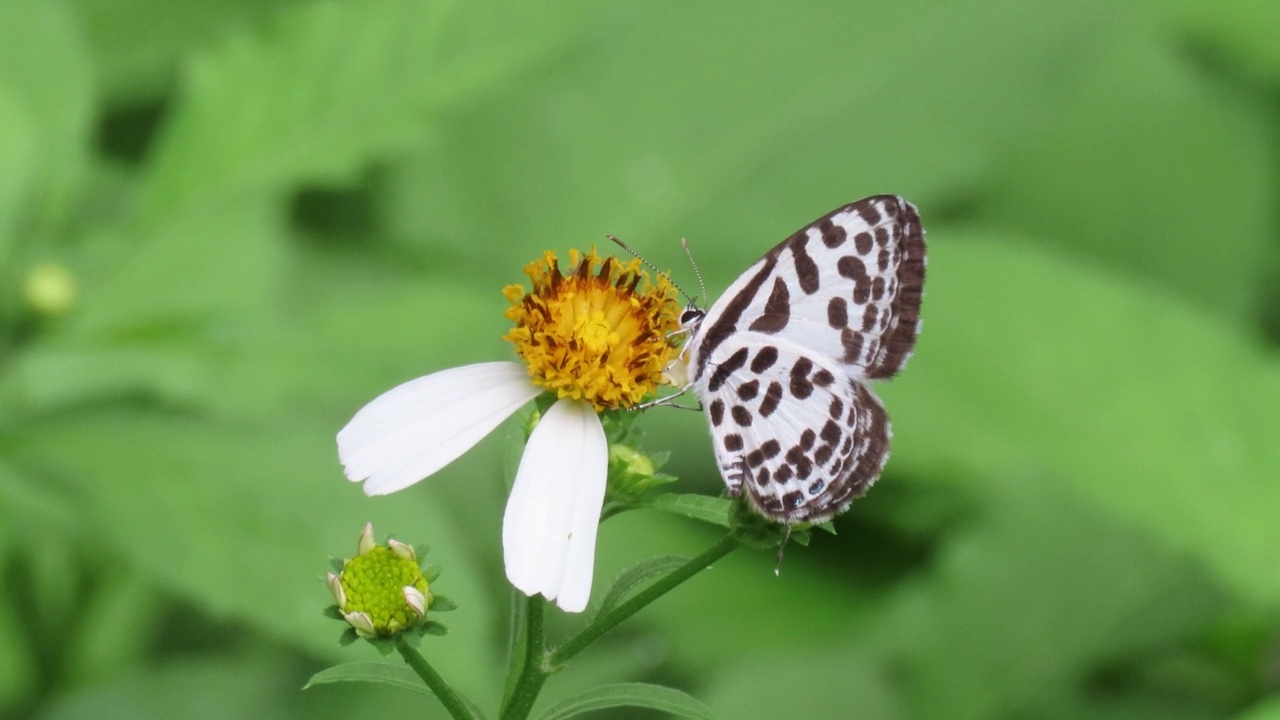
321,605,343,621
304,661,432,698
727,500,789,550
533,683,716,720
594,556,690,617
421,621,448,637
423,564,443,583
337,628,357,647
429,594,457,612
643,493,732,527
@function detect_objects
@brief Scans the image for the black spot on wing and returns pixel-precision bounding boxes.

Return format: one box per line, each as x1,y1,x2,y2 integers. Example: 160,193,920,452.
789,358,815,399
707,347,749,392
759,382,783,417
750,346,778,373
789,239,820,294
820,218,847,248
828,297,848,329
692,254,778,373
748,277,791,333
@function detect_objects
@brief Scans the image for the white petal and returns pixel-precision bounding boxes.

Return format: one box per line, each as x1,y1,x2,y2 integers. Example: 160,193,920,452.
357,522,375,555
326,572,345,606
338,362,540,495
502,398,608,613
403,586,427,618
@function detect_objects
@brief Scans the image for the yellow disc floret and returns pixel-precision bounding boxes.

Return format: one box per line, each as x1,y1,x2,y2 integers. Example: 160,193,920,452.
503,248,682,411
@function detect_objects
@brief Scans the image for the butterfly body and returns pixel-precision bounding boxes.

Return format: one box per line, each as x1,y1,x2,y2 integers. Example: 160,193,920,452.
683,195,925,524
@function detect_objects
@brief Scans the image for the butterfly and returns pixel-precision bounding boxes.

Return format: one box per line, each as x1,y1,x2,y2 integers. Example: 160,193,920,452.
679,195,925,524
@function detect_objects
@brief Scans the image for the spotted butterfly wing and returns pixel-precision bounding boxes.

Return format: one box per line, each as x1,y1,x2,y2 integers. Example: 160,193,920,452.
685,195,925,524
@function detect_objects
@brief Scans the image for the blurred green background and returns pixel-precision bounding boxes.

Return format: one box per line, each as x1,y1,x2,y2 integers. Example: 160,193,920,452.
2,1,1279,718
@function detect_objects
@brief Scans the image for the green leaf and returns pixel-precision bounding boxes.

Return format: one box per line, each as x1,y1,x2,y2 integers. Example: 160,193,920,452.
533,683,715,720
379,0,1148,270
701,649,896,720
429,595,457,612
423,565,443,584
0,408,497,687
890,232,1280,604
69,204,283,334
594,555,689,617
642,493,732,527
882,480,1223,720
0,457,74,531
0,205,285,417
1165,0,1280,83
68,0,299,104
137,0,580,223
0,83,36,256
0,549,35,710
0,1,92,232
46,655,429,719
0,336,214,415
1237,698,1280,720
304,662,432,698
973,34,1275,318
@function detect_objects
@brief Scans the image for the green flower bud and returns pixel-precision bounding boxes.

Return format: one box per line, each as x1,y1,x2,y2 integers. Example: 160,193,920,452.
606,443,675,504
24,262,77,317
329,523,431,639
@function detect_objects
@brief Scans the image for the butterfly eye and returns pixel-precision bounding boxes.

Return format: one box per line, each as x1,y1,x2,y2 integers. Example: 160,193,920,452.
680,308,705,326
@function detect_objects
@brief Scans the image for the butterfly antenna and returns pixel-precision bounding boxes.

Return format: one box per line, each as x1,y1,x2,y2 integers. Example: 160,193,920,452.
607,234,696,304
681,237,708,308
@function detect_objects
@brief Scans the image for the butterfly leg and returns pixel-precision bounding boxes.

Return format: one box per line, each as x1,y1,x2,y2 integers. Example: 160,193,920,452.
629,387,702,412
773,524,792,576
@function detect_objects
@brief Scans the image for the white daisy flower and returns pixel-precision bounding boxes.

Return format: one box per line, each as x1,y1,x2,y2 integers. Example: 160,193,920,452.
338,249,681,612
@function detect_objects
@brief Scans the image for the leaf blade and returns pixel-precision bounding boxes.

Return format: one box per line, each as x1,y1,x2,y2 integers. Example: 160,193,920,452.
593,555,689,618
533,683,715,720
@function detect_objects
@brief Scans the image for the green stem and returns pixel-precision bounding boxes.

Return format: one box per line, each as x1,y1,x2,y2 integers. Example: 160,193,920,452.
395,637,477,720
499,594,548,720
548,533,741,668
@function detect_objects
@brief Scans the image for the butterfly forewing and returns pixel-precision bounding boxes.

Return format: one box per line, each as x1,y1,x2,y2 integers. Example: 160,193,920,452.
685,194,924,525
688,195,925,382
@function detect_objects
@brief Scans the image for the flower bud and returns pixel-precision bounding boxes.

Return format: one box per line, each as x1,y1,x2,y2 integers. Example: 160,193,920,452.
327,523,433,641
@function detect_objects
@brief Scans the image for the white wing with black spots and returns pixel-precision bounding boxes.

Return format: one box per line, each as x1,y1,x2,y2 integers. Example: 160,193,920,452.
682,195,923,525
687,195,925,382
693,334,889,524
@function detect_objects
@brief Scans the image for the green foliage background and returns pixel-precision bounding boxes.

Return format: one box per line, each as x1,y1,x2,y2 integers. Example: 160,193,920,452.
1,1,1278,718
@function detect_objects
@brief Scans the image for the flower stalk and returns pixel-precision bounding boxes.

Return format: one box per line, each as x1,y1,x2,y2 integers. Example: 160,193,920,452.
396,637,479,720
495,533,742,720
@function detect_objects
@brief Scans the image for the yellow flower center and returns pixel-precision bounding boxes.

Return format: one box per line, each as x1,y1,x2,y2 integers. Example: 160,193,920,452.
503,248,681,411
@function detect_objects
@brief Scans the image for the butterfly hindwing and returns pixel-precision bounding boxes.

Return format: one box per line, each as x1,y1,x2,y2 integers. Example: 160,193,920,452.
695,332,890,524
